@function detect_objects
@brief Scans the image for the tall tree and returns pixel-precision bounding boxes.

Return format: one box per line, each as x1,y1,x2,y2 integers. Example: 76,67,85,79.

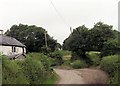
89,22,115,51
63,25,90,60
5,24,57,52
63,22,118,60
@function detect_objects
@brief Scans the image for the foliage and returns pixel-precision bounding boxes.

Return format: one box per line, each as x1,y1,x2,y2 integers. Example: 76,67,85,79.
101,32,120,56
5,24,57,52
48,50,71,66
100,55,119,76
70,60,88,69
43,72,58,84
63,25,90,59
48,51,63,66
110,61,120,84
109,71,119,84
89,22,115,51
2,57,29,84
100,55,119,84
63,22,118,60
86,51,101,66
2,53,56,84
41,46,51,54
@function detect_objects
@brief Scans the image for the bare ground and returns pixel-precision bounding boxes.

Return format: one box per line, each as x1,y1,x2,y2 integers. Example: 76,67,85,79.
54,68,108,84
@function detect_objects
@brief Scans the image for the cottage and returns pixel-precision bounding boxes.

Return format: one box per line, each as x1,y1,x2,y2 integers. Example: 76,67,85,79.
0,31,26,59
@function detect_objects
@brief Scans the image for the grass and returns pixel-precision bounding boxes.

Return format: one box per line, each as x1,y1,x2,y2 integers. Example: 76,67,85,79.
43,72,58,84
62,55,71,60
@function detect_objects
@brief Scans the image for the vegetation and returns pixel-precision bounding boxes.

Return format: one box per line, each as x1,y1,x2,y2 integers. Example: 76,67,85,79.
100,55,119,84
2,56,29,84
70,60,88,69
86,51,101,66
62,22,119,84
2,22,119,84
48,50,71,66
2,53,57,84
5,24,59,53
100,55,118,74
63,22,119,61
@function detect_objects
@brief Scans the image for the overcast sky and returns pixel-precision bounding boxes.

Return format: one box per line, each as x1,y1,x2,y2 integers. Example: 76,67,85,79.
0,0,119,44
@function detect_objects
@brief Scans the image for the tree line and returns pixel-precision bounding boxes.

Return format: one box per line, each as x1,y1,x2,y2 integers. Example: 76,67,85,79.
5,24,61,53
5,22,120,59
63,22,120,60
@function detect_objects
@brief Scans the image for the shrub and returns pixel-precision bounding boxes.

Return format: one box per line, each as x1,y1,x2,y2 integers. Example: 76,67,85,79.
18,53,53,84
2,53,56,84
86,51,101,66
101,39,120,57
2,57,29,84
71,60,88,69
48,51,63,66
26,53,51,71
107,63,120,84
63,60,71,66
48,51,62,58
100,55,119,75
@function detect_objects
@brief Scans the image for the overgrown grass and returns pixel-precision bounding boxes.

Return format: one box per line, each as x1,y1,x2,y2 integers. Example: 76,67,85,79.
2,53,57,84
2,57,29,84
43,71,58,84
70,60,88,69
48,50,71,66
86,51,101,66
100,55,119,84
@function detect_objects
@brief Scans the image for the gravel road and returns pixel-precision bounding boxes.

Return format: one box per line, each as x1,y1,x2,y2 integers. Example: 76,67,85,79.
54,68,108,84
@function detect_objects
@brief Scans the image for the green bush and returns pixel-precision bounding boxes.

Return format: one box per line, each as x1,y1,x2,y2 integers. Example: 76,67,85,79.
86,51,101,66
18,53,53,84
101,39,120,57
48,51,63,66
48,50,71,58
100,55,119,84
100,55,119,75
71,60,88,69
63,60,71,66
108,63,120,84
2,57,29,84
2,53,56,84
48,51,62,58
26,53,51,71
18,57,46,84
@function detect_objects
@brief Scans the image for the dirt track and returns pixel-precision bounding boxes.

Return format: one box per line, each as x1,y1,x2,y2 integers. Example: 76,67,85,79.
54,68,108,84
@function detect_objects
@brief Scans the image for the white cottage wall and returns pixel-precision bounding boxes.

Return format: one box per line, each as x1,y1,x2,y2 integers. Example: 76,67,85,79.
0,45,26,55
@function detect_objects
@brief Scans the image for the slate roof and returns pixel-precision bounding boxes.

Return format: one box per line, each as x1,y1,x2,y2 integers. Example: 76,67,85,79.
0,35,26,47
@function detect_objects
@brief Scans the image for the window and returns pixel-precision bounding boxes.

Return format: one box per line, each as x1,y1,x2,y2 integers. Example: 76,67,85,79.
12,46,16,52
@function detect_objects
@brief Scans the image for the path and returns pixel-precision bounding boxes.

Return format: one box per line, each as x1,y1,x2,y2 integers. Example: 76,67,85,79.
54,68,108,84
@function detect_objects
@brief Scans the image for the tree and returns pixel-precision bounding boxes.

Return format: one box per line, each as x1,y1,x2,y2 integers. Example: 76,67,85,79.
63,22,118,61
5,24,57,52
63,25,90,60
101,31,120,56
89,22,115,51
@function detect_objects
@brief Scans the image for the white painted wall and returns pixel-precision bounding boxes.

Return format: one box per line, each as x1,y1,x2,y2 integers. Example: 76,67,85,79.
0,45,26,56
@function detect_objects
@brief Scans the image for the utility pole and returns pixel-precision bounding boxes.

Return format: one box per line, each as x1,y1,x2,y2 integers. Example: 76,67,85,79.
44,31,48,48
70,27,72,33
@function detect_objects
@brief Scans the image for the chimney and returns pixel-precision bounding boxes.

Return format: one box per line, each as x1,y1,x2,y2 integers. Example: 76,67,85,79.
0,30,3,35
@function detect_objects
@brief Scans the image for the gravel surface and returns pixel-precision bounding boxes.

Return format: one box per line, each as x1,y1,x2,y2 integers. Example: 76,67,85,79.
54,68,108,84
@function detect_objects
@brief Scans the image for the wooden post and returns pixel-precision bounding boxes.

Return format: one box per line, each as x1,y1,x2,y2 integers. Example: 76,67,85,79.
44,31,48,48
